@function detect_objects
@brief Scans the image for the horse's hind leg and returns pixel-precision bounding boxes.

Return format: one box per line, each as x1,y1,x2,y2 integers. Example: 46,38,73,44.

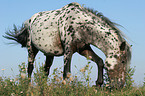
27,44,38,79
44,56,54,76
78,45,104,87
63,45,73,79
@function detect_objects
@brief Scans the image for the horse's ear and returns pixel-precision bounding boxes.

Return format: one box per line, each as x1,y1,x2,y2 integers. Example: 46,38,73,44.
120,42,126,51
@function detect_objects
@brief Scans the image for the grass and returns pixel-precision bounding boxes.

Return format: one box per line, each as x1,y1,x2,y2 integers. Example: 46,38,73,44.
0,62,145,96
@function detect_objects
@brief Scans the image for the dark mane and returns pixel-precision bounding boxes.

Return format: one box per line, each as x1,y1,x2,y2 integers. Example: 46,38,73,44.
82,7,126,39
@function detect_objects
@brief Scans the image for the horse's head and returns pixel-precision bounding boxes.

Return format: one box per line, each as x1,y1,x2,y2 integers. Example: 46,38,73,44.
105,41,131,88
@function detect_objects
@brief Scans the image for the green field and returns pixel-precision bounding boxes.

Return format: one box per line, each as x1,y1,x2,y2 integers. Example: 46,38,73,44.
0,62,145,96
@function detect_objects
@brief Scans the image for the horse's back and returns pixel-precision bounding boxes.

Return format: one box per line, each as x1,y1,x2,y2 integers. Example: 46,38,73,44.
25,2,86,56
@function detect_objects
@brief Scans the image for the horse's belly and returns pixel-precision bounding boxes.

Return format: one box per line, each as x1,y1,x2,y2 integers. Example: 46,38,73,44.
31,30,64,56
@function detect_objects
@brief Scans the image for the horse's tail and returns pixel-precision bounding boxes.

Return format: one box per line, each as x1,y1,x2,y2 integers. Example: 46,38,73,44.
3,24,29,47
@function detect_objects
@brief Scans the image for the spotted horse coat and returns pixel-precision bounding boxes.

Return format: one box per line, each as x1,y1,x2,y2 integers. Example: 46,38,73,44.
4,2,131,88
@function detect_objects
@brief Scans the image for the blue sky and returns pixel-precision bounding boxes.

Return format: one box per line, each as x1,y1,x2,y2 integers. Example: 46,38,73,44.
0,0,145,85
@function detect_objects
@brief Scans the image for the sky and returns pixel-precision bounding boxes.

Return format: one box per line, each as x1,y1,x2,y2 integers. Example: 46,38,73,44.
0,0,145,86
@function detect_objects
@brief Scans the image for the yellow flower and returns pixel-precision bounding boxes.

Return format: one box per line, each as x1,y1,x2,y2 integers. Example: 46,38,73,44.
105,84,109,87
69,77,73,81
56,78,60,82
15,78,18,82
60,76,63,80
93,89,97,94
1,69,5,71
11,93,15,96
62,80,66,85
80,67,85,72
86,64,89,68
31,92,34,96
67,73,71,78
21,73,26,79
54,76,57,80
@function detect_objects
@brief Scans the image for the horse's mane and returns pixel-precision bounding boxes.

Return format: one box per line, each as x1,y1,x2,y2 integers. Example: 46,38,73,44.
82,7,127,40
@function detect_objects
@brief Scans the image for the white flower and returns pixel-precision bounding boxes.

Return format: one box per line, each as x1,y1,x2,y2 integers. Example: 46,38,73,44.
11,93,15,96
10,80,13,82
20,91,23,93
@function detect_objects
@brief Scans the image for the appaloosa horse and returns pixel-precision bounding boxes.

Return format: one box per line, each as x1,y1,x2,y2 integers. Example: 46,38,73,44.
4,2,131,88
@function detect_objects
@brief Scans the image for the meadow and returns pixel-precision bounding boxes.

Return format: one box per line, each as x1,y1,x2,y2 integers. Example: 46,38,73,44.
0,62,145,96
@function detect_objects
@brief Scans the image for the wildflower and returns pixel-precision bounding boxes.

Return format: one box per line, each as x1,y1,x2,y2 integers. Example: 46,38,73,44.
60,76,63,80
1,69,5,71
69,77,73,81
21,73,26,79
86,64,89,68
0,77,2,80
111,79,114,82
10,79,13,82
60,71,63,73
25,68,27,71
22,69,25,72
11,93,15,96
56,78,60,82
80,67,85,72
93,89,97,94
67,73,71,78
65,78,67,81
14,78,18,82
88,56,92,59
62,80,66,85
31,91,34,96
105,84,109,87
20,91,23,94
54,76,56,80
21,66,23,69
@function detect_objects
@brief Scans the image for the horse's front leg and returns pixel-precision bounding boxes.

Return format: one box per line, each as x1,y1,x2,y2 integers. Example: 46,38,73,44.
27,44,38,79
78,45,104,87
63,45,73,79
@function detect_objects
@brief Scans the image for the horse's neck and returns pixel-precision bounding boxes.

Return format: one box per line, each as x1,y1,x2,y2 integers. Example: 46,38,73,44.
90,24,121,56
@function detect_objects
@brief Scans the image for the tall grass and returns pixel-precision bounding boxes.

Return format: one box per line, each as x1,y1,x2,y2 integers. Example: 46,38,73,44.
0,62,145,96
